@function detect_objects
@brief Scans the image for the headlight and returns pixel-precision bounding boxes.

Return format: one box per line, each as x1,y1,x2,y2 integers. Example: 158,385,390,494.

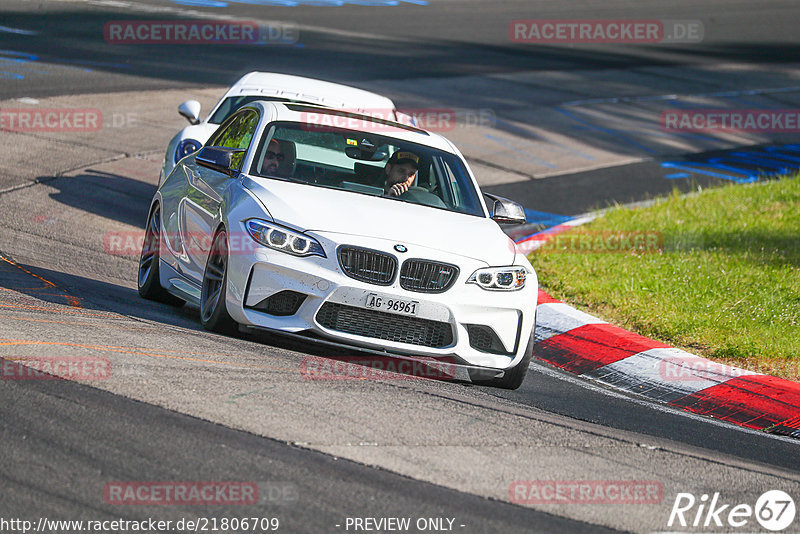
245,219,326,258
467,266,527,291
175,138,202,163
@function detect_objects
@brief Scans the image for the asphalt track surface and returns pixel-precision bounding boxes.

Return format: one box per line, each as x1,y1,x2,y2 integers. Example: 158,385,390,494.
1,1,800,532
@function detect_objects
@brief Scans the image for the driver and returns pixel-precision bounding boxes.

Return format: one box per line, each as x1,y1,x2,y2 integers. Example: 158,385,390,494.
382,149,447,208
383,150,420,197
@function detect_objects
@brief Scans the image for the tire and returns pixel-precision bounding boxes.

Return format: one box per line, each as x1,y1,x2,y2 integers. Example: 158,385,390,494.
469,333,534,390
138,204,185,306
200,229,238,334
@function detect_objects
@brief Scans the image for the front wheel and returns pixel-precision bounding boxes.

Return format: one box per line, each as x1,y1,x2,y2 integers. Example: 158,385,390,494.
469,333,534,390
200,229,238,334
138,205,184,306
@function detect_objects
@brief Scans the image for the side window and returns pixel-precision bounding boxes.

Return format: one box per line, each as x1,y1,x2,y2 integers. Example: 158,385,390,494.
431,157,456,207
436,156,481,213
207,110,259,170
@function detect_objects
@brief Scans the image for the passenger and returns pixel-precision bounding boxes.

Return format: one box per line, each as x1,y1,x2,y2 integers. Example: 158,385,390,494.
262,138,294,178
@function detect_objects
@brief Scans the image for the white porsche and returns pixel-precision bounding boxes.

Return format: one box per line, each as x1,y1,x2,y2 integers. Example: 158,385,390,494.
160,71,411,184
141,101,537,389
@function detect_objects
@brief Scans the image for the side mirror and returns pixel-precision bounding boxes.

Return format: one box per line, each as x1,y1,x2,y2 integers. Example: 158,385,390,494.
178,100,201,125
485,193,526,225
196,146,246,176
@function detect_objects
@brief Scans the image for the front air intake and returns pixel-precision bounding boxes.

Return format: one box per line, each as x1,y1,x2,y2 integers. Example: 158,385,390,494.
248,290,306,316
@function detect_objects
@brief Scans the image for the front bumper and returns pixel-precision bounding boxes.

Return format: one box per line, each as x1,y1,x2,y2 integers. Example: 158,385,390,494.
225,231,537,370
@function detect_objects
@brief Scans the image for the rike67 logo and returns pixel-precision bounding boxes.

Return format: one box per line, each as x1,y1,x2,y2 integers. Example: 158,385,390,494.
668,490,796,531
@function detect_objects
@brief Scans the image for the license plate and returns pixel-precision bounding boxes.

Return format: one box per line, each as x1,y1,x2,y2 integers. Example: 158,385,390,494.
365,293,419,316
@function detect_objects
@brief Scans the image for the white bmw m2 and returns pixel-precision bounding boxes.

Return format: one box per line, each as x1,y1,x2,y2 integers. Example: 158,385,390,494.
140,101,537,389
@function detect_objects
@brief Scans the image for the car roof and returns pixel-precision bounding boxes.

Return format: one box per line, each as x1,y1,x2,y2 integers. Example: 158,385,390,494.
225,72,396,111
256,101,459,154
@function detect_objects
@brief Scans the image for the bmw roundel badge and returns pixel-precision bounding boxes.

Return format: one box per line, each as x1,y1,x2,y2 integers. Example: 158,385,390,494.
394,244,408,253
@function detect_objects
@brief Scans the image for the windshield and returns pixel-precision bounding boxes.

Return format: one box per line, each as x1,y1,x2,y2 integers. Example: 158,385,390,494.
249,122,485,217
208,96,293,124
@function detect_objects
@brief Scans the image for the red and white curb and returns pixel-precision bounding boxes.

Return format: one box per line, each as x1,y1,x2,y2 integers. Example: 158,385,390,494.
519,226,800,438
516,216,596,255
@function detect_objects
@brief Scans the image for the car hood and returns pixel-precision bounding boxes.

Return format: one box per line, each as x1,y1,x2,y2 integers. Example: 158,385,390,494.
241,177,516,265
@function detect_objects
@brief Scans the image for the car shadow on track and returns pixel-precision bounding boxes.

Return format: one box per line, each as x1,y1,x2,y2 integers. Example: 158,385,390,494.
0,258,202,330
44,170,156,228
0,260,468,384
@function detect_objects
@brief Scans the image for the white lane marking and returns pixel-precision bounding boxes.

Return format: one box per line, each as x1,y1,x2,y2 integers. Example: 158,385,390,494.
16,98,39,105
562,85,800,107
75,0,406,43
88,0,132,7
528,360,799,444
533,157,647,179
562,216,597,227
0,25,38,36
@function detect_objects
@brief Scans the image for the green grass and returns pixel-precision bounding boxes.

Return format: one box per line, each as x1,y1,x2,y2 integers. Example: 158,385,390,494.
529,175,800,381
